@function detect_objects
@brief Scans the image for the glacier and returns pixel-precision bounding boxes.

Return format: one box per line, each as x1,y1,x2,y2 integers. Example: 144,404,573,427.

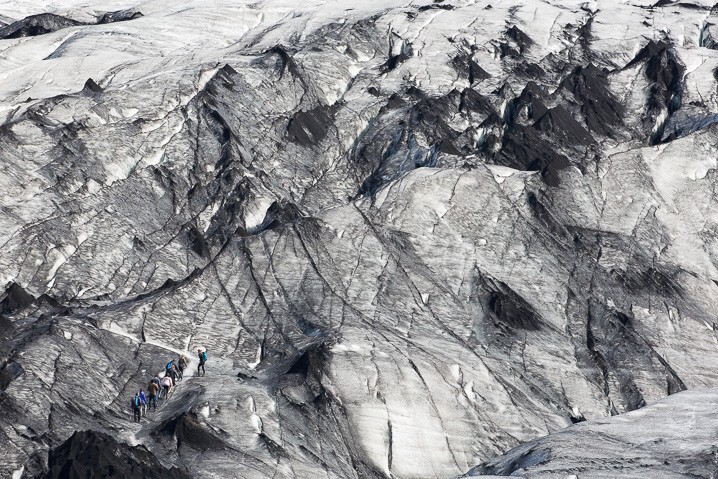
2,0,718,477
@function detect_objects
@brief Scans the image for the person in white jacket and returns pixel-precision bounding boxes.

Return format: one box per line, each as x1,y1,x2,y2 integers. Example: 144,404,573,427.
160,375,173,399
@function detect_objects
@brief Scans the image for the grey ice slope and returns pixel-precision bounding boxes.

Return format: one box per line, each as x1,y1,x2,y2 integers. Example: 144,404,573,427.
465,388,718,478
2,0,718,478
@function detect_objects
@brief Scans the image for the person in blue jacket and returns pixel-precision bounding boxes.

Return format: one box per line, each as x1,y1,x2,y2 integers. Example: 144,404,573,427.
197,348,207,376
131,392,141,422
139,389,147,417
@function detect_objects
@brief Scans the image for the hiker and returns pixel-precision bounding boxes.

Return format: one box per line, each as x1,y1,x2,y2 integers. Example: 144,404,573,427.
197,348,206,376
131,392,141,422
177,355,188,381
147,380,159,412
151,375,161,391
160,374,172,399
168,365,179,386
139,389,147,417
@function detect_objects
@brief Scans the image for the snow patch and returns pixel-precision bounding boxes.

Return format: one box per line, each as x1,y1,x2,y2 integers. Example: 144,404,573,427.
499,99,508,119
46,244,77,283
487,165,519,184
247,345,262,369
85,178,102,194
76,286,93,298
464,381,476,403
199,404,210,418
126,433,139,447
244,197,275,231
332,343,364,353
433,201,450,218
450,364,462,382
250,413,263,432
247,396,262,431
652,109,668,136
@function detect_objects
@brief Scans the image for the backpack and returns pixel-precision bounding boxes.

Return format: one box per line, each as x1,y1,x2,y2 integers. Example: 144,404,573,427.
202,351,207,362
166,361,174,370
134,396,140,408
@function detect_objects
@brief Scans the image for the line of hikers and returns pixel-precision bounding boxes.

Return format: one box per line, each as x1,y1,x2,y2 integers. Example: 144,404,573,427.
130,348,208,422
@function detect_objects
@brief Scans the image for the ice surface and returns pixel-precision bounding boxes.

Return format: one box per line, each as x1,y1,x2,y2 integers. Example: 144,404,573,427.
2,0,718,478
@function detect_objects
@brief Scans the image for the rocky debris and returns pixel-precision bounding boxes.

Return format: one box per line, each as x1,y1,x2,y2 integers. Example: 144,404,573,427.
0,283,35,315
0,13,82,39
46,430,190,479
1,0,718,478
96,10,143,25
0,9,144,40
